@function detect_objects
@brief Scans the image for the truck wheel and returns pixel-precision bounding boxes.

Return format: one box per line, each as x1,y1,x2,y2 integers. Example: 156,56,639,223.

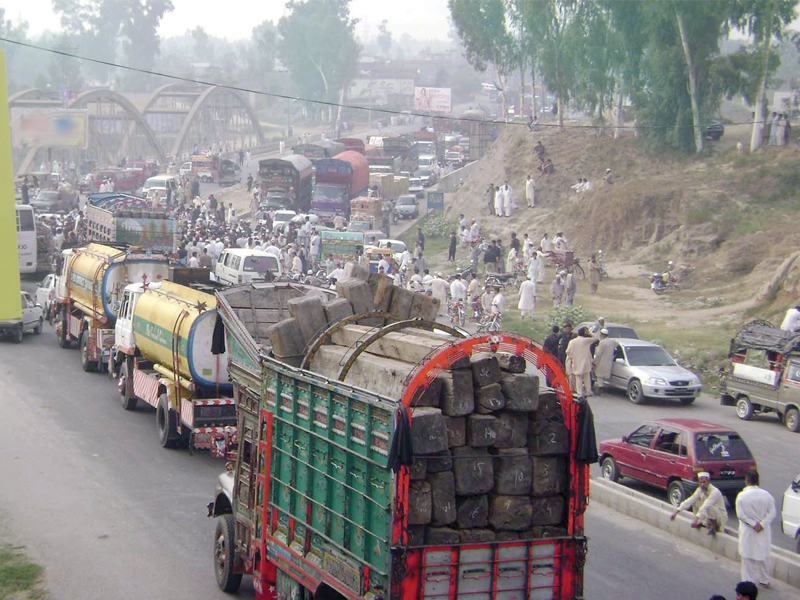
118,362,137,411
736,396,754,420
157,393,180,448
80,330,98,372
214,514,242,592
34,318,43,335
668,480,686,507
627,379,644,404
58,315,71,348
12,324,23,344
785,407,800,433
601,456,620,482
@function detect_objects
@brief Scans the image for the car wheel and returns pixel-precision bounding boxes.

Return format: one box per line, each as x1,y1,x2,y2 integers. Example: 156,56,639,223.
33,317,43,335
118,361,137,411
80,330,98,372
668,480,687,507
12,324,23,344
785,407,800,433
627,379,644,404
214,514,242,592
601,456,620,482
157,393,180,448
679,397,695,405
736,396,754,420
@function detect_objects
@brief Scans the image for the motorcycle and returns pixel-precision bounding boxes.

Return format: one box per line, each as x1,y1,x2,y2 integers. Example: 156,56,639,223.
649,270,680,295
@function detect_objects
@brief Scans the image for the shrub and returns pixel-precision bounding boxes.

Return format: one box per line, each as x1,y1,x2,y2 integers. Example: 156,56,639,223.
421,214,455,238
545,305,589,330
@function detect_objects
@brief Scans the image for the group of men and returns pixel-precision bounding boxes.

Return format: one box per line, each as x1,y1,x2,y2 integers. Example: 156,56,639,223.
542,319,615,399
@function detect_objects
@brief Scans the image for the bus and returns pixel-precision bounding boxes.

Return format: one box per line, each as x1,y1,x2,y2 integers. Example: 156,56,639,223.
16,204,37,274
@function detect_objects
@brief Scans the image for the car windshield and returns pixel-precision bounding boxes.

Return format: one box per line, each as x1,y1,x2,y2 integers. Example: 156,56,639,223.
694,432,752,461
610,327,639,339
36,192,59,201
625,346,675,366
243,255,279,273
397,197,415,206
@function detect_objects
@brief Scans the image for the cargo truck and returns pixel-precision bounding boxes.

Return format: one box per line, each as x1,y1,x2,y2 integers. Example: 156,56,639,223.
293,140,346,160
367,155,402,176
111,280,236,454
85,193,178,253
259,155,314,212
383,136,419,173
209,279,591,600
310,151,370,223
54,243,171,373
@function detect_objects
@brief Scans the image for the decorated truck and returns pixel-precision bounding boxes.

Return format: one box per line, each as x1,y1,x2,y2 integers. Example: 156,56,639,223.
310,151,370,223
110,279,236,454
258,155,314,212
208,277,592,600
85,193,178,253
54,243,170,373
292,140,346,160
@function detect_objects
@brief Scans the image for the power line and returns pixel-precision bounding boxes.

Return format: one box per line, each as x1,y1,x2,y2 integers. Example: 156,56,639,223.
0,35,775,131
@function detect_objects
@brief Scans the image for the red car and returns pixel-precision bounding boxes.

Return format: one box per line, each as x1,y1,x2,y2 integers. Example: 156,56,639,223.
599,418,757,507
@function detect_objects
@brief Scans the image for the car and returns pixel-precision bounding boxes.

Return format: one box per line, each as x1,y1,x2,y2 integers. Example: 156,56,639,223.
704,120,725,141
781,473,800,552
35,273,57,318
418,169,438,187
393,195,419,220
290,213,320,225
214,249,283,286
607,339,702,404
409,177,425,199
0,291,44,343
31,190,72,213
577,321,639,339
599,418,758,507
374,239,407,254
179,162,192,177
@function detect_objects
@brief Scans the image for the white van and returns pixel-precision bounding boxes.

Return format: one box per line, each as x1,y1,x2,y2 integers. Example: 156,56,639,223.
214,248,283,286
143,174,181,204
418,154,437,170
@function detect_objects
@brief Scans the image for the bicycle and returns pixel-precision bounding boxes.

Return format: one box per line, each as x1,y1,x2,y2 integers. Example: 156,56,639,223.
476,312,502,334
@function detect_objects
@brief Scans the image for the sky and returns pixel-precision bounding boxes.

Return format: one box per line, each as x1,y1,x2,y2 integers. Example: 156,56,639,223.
2,0,453,41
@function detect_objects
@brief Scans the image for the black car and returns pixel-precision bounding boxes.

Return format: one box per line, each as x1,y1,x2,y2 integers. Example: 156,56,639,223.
704,120,725,141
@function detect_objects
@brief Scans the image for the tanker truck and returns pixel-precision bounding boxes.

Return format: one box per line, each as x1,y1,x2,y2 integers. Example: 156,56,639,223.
54,243,171,373
208,274,592,600
111,280,236,455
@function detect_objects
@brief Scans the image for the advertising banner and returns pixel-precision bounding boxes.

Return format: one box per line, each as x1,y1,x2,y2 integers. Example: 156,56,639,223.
414,87,452,113
19,110,88,149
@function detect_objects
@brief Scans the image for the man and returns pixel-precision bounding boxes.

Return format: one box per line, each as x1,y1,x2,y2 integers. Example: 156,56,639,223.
501,181,513,218
467,273,481,304
588,254,601,294
736,470,776,589
494,184,504,217
603,168,614,184
554,232,568,252
670,472,728,535
590,316,606,335
534,140,545,159
199,248,213,269
540,232,553,255
480,285,494,316
734,581,758,600
781,305,800,331
470,219,480,242
378,255,391,274
487,183,496,216
333,214,346,231
417,227,425,251
329,262,346,283
431,273,449,314
309,230,321,262
458,213,468,232
408,267,423,291
525,174,536,208
188,252,200,268
518,274,536,319
491,286,505,316
592,329,616,392
544,326,560,357
551,273,564,307
422,268,434,292
557,323,575,367
566,328,595,398
290,251,303,276
450,273,467,303
564,271,577,306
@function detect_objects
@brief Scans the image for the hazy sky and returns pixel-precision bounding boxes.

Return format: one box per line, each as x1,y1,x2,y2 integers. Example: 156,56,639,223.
2,0,453,41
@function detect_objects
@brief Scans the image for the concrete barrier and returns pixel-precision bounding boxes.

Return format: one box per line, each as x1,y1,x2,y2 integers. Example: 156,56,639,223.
590,478,800,588
439,160,481,193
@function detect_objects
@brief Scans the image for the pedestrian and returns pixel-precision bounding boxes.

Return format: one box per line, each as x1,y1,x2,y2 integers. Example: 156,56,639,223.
588,254,601,294
734,581,758,600
494,184,504,217
566,327,595,398
557,323,575,367
670,472,728,535
199,248,213,269
501,181,514,217
544,325,560,357
491,286,505,317
417,227,425,251
551,273,564,307
525,174,536,208
279,140,285,155
592,329,615,393
769,112,779,146
735,469,776,589
487,183,496,216
780,305,800,332
518,274,536,319
564,271,577,306
447,231,457,262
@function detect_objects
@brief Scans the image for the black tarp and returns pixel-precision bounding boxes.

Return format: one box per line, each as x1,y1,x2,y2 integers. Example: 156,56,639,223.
575,401,599,464
729,321,800,356
211,313,226,355
387,405,413,473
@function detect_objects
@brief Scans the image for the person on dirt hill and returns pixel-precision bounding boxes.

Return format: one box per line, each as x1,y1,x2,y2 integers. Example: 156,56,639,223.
487,183,496,216
417,227,425,251
467,273,481,305
491,286,505,317
526,174,536,207
544,325,560,357
470,219,480,242
483,240,498,274
510,232,520,254
518,274,536,319
501,181,514,217
540,233,553,256
604,168,614,184
494,185,504,217
534,141,545,159
505,246,518,274
564,271,577,306
496,240,506,273
481,285,494,315
781,305,800,332
469,241,481,270
448,232,457,262
554,232,568,252
588,254,601,294
551,273,564,308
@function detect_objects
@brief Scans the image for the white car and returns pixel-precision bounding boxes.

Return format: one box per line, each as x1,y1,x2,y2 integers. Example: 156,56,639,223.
35,274,57,318
782,473,800,553
179,162,192,178
0,291,43,343
290,213,320,225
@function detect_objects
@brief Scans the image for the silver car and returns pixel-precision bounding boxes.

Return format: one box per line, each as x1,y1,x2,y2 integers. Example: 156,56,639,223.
608,339,702,405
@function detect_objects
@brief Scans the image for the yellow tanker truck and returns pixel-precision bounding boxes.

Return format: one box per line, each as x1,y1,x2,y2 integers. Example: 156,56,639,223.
112,280,236,455
55,243,171,372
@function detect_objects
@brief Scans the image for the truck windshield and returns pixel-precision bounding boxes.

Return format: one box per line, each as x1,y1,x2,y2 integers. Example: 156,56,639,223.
313,186,345,201
244,255,279,273
694,432,752,461
624,346,675,366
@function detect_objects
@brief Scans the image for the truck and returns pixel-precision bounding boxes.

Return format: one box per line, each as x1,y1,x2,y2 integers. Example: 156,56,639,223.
382,136,419,173
311,151,370,223
191,154,219,182
85,193,178,253
411,129,440,160
293,140,346,160
111,279,237,454
720,321,800,433
368,174,409,202
219,159,242,187
259,155,314,212
367,155,402,176
209,280,591,600
335,138,366,154
54,243,171,373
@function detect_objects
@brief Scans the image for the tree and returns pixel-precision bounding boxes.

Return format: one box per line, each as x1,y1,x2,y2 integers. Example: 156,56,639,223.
248,20,278,93
277,0,360,124
0,9,30,90
377,19,392,57
191,26,215,64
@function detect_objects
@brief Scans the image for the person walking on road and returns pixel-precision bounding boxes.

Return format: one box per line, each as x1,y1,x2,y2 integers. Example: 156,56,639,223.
592,329,615,393
670,472,728,535
735,470,776,589
565,327,594,398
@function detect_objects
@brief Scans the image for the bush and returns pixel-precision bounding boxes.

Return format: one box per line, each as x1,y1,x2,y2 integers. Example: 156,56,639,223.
545,305,589,330
421,214,455,239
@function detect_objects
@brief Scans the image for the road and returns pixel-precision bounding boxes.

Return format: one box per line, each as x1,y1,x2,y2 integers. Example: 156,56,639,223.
1,309,798,599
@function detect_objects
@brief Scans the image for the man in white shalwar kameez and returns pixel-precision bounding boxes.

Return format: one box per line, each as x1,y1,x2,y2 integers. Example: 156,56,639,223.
736,470,776,588
494,187,504,217
502,182,513,217
518,276,536,319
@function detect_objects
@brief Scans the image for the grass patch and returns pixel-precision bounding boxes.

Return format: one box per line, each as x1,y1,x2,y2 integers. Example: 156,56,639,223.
0,545,45,600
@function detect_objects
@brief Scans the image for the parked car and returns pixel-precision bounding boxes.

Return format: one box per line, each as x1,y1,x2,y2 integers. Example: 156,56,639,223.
393,194,419,220
0,291,44,343
577,321,639,339
214,249,282,286
607,339,702,404
35,273,57,318
704,120,725,141
782,473,800,552
599,418,757,506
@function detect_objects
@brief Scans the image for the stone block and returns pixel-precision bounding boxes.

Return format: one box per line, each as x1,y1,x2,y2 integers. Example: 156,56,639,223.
456,495,489,528
475,383,506,413
501,373,540,411
409,457,427,480
388,286,414,320
495,531,521,541
467,415,498,447
494,449,533,495
410,407,448,455
411,292,440,322
287,295,328,346
530,495,565,527
494,412,528,448
489,495,532,531
534,392,562,421
521,526,567,540
425,527,459,546
532,457,567,495
528,419,570,456
497,353,526,373
471,356,502,386
269,318,305,363
336,279,375,316
452,447,494,495
309,345,412,399
444,416,466,448
410,377,443,408
425,450,453,473
408,481,432,525
440,370,475,416
323,298,354,324
368,272,395,312
458,529,496,544
428,472,457,526
407,526,425,547
343,262,370,281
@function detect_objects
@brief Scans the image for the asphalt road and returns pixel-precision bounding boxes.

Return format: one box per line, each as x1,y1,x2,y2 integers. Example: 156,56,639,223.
1,308,798,599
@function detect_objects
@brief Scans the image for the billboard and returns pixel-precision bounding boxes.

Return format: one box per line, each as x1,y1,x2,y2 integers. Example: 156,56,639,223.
414,87,452,113
18,110,88,149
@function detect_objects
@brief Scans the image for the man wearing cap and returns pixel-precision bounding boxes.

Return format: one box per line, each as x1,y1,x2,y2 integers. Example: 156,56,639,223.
590,316,605,335
430,273,449,315
670,472,728,536
736,469,776,589
592,329,616,394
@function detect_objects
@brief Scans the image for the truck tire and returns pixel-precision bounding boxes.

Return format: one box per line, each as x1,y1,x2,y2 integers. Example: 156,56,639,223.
58,314,71,348
12,324,23,344
785,407,800,433
118,361,137,411
736,396,754,420
157,393,180,448
80,330,98,372
214,514,242,593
